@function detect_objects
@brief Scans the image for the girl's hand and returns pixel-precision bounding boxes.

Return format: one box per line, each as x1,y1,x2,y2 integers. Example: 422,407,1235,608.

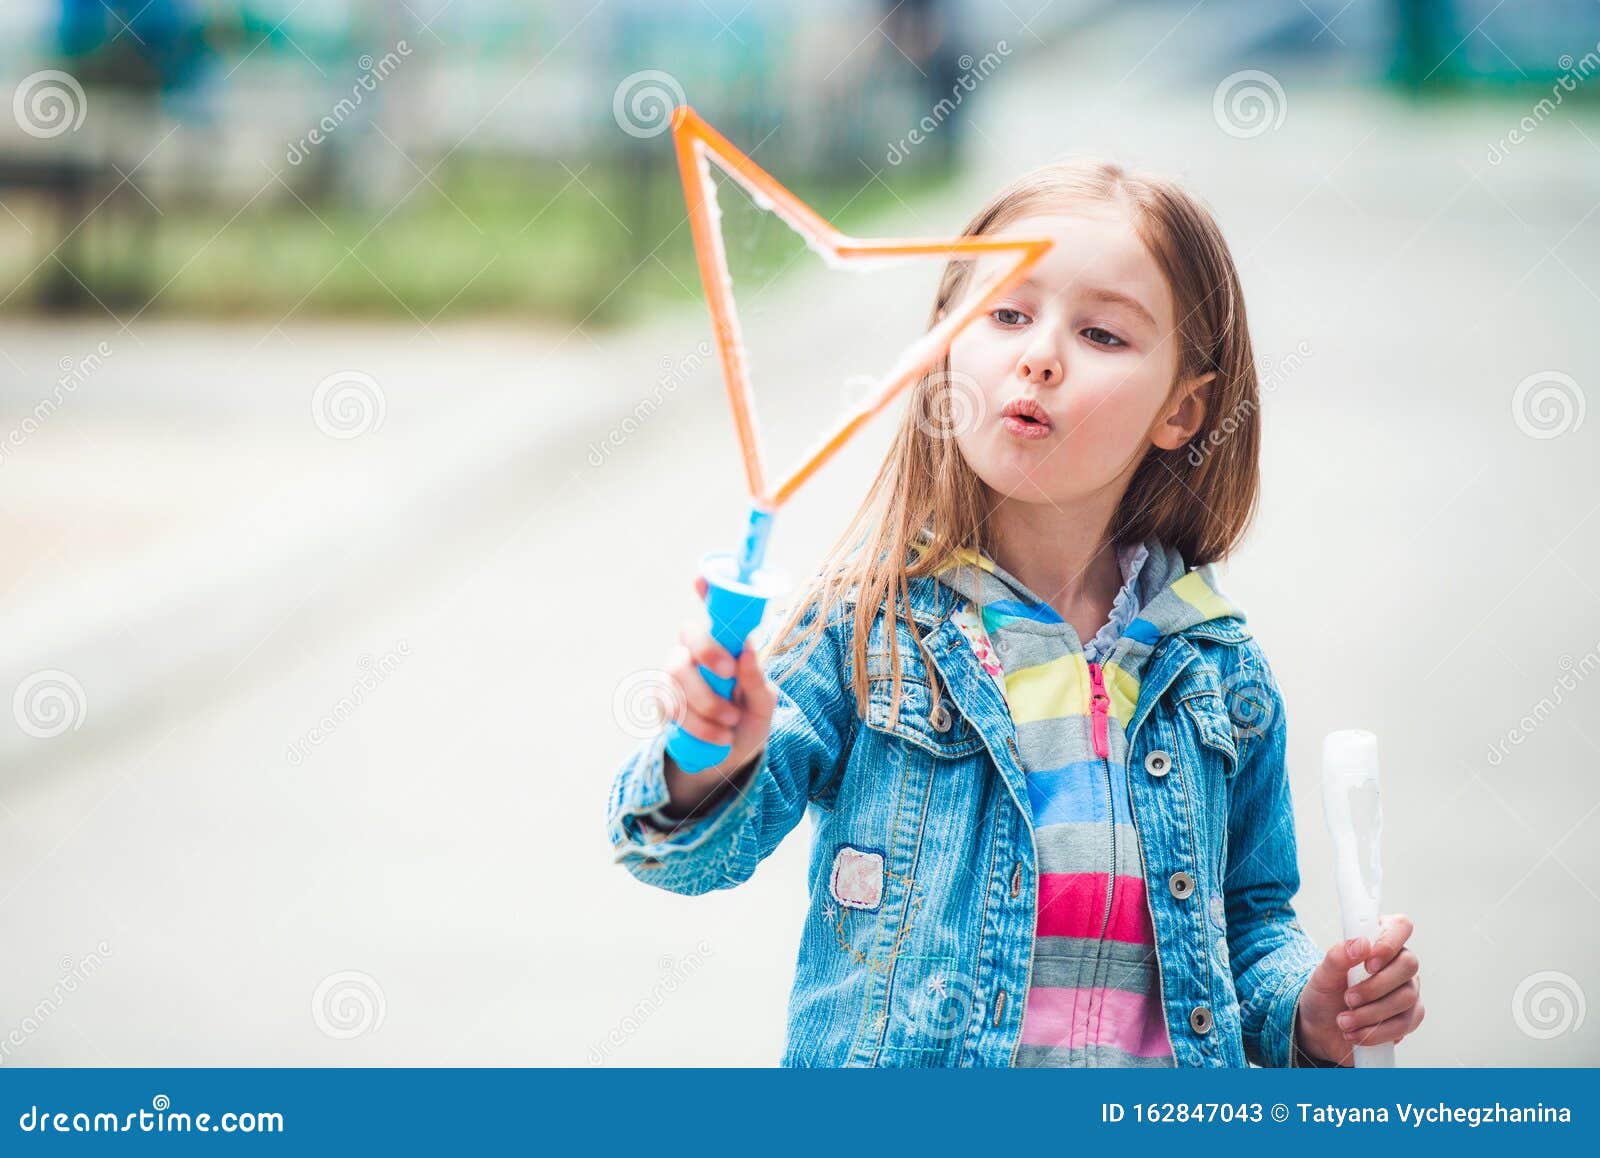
660,575,778,793
1295,913,1424,1065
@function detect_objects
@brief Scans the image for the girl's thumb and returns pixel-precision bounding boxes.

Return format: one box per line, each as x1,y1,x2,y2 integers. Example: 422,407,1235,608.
738,645,777,713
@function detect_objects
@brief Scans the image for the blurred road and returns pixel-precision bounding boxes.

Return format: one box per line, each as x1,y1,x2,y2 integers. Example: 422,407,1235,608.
1,6,1597,1065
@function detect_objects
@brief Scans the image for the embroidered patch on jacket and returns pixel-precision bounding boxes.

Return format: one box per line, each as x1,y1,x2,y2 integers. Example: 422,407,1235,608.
829,845,885,911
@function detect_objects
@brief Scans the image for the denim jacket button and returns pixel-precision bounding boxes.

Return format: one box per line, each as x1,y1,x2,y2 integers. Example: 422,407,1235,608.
1144,749,1172,777
1168,871,1195,899
930,703,952,732
1189,1005,1214,1034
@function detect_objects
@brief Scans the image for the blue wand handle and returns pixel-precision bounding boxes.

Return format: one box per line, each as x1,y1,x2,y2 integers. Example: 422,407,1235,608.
665,507,781,774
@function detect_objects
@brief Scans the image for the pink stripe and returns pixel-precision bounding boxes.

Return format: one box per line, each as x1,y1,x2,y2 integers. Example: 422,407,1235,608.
1019,986,1173,1057
1037,873,1156,943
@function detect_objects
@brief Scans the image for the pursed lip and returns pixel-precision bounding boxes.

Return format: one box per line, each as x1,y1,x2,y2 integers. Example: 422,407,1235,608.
1000,396,1053,431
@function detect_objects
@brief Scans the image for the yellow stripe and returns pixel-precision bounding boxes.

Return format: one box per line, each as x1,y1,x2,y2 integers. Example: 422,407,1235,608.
1171,570,1234,620
1003,653,1088,724
949,546,995,574
1101,660,1140,723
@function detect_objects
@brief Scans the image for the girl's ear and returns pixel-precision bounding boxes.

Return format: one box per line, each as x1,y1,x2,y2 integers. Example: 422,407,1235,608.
1150,371,1216,451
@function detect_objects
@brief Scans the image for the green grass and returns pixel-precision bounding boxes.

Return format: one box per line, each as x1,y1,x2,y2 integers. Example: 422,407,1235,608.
4,153,958,326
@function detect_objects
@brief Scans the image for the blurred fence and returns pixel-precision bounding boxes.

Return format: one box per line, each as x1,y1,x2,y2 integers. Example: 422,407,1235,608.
0,0,1596,321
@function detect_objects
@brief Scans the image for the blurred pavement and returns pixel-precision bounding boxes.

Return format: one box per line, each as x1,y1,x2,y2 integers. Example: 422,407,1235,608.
1,3,1597,1066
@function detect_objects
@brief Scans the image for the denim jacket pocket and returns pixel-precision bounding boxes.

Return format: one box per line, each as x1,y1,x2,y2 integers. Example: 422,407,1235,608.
863,676,985,760
1169,669,1240,781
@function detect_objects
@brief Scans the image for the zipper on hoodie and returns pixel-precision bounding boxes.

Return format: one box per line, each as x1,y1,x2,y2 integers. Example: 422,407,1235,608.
1088,658,1116,1061
1117,639,1181,1061
1088,660,1115,937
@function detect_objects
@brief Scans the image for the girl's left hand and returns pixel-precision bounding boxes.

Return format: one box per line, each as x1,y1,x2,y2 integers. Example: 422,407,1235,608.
1295,913,1424,1065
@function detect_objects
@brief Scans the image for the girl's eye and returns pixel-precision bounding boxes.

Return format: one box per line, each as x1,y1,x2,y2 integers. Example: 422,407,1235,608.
1083,326,1126,348
990,307,1030,327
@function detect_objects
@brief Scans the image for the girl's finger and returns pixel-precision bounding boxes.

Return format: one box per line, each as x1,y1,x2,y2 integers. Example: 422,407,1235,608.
679,619,735,680
1338,978,1419,1031
694,576,708,601
675,706,734,749
1346,946,1418,1007
1342,1001,1424,1047
1365,912,1414,975
734,643,777,714
669,648,741,727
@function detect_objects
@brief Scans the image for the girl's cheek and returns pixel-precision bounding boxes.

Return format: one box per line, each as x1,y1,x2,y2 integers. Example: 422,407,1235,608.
1054,391,1123,436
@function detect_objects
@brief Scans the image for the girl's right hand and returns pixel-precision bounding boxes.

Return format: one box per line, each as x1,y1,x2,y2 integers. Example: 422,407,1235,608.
661,575,778,787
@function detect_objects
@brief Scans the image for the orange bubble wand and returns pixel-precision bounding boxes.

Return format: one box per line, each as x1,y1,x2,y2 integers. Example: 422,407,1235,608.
664,105,1051,771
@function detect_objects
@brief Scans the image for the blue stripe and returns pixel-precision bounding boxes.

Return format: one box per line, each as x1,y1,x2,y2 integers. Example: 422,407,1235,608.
1124,618,1161,645
1027,761,1132,826
986,598,1063,625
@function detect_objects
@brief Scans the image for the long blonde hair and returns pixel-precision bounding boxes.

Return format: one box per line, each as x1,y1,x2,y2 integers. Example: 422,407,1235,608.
765,159,1263,727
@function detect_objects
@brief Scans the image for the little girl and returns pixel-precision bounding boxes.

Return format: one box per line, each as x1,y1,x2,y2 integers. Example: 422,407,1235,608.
605,159,1424,1068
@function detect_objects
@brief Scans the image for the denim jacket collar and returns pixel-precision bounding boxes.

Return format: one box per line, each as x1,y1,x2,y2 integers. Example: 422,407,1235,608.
868,573,1251,832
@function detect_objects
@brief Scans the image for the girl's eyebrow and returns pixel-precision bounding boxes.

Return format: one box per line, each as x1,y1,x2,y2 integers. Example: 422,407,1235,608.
1015,276,1157,328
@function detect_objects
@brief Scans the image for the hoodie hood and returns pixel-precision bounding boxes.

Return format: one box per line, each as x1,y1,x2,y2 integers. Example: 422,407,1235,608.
924,533,1245,722
930,538,1241,649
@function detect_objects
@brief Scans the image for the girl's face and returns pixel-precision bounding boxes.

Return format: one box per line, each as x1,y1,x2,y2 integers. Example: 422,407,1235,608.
946,204,1209,507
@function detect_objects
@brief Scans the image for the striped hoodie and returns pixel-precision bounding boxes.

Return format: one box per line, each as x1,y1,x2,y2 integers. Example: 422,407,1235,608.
932,538,1243,1067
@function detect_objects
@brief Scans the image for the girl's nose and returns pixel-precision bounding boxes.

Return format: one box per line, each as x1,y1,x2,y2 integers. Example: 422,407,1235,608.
1017,345,1062,386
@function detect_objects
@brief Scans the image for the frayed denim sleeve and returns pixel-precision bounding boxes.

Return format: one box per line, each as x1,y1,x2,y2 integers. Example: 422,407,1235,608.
604,603,855,896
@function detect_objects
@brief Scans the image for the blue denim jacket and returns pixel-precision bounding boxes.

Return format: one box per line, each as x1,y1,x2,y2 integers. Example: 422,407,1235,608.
606,571,1328,1067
